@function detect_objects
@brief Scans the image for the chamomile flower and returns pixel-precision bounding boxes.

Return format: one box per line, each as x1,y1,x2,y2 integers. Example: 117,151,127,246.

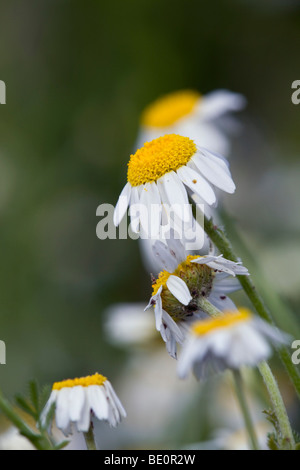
177,309,288,380
145,238,248,358
136,89,246,155
41,373,126,437
113,134,235,237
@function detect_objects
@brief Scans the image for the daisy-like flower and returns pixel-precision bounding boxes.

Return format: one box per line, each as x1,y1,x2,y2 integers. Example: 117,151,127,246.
41,373,126,437
113,134,235,237
177,308,288,380
145,237,249,358
136,89,246,156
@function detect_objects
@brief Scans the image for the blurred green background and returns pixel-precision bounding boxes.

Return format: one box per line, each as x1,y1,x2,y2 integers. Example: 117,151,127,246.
0,0,299,449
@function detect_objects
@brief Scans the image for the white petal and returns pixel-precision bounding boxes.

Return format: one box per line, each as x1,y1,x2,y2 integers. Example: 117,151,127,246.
199,90,246,120
177,165,216,206
129,186,141,233
193,152,236,194
209,293,238,312
152,240,178,272
213,274,242,294
166,275,192,306
154,291,163,331
87,385,109,421
69,386,85,422
144,285,162,311
199,147,231,175
161,310,185,344
139,182,162,237
105,381,127,418
158,171,192,224
113,182,131,226
228,325,271,367
77,394,91,433
40,390,57,428
56,388,71,433
165,233,186,264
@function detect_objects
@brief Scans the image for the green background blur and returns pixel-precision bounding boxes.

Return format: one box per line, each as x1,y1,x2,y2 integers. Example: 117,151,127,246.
0,0,299,420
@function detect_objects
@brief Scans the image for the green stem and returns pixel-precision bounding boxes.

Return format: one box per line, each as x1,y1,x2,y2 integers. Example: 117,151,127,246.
201,212,300,399
220,208,300,337
198,297,295,450
0,389,53,450
197,296,221,318
84,424,97,450
232,370,260,450
258,361,295,450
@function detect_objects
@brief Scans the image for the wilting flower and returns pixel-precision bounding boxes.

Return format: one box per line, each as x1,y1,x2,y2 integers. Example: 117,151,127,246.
136,89,246,155
41,373,126,436
177,309,288,380
113,134,235,237
145,238,248,358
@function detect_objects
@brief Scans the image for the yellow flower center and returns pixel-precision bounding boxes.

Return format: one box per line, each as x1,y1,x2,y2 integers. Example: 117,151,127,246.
192,308,252,336
141,90,201,128
152,255,203,296
52,373,107,391
127,134,197,187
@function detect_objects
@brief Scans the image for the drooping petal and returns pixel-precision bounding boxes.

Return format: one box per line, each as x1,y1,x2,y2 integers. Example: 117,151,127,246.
139,182,162,237
177,164,216,206
129,186,141,233
208,293,238,312
152,240,178,272
198,90,246,120
69,386,85,422
166,275,192,306
56,388,71,434
158,171,193,225
192,151,236,194
113,182,132,226
87,386,109,421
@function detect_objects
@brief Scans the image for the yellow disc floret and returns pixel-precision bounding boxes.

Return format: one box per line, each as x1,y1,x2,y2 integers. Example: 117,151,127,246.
53,373,107,391
127,134,197,186
192,308,252,336
141,90,201,128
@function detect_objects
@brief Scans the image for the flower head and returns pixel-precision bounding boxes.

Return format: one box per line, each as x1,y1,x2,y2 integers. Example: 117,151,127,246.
177,309,288,380
41,373,126,436
114,134,235,237
137,89,246,156
145,237,248,358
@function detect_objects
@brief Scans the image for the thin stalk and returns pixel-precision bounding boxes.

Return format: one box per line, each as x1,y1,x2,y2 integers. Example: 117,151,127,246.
259,361,295,450
232,370,260,450
198,299,259,450
198,297,295,450
84,424,97,450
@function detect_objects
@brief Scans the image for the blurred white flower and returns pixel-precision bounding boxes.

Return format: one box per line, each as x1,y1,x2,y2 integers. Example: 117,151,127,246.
178,308,288,380
104,302,158,347
0,426,35,450
136,89,246,156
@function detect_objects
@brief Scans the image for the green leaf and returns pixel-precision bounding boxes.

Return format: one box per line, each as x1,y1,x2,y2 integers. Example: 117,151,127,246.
15,395,36,419
29,380,39,413
267,433,279,451
54,440,70,450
